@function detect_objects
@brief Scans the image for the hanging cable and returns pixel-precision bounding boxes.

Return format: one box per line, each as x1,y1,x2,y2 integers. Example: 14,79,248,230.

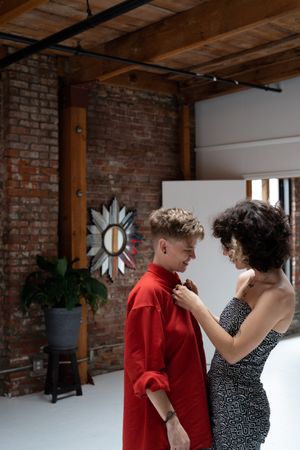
86,0,93,18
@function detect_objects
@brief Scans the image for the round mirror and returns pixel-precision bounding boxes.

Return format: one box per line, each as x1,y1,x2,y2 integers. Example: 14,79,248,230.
103,225,127,256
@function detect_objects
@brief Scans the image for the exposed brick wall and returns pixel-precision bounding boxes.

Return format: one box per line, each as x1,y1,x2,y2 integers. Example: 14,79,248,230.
0,58,182,394
290,178,300,335
0,72,7,395
0,53,59,396
86,85,181,376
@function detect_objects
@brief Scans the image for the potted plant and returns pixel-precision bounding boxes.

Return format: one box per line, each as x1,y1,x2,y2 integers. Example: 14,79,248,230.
21,255,107,350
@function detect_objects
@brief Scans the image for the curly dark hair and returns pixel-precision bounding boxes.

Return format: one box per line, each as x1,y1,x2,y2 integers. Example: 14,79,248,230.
212,200,291,272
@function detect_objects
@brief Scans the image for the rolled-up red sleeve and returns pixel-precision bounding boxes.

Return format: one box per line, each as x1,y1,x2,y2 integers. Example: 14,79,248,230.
124,305,170,398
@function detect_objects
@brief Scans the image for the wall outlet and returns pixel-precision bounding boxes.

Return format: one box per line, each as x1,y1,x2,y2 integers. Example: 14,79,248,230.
32,357,44,372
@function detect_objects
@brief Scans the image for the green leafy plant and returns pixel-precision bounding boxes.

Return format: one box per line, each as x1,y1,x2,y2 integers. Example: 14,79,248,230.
21,255,107,314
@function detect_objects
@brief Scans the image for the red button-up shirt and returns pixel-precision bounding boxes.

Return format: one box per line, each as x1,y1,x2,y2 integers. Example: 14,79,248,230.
123,263,212,450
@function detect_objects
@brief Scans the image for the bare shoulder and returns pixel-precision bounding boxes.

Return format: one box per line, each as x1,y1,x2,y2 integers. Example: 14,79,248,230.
262,277,295,306
273,280,295,332
252,277,295,333
277,278,295,310
258,276,295,322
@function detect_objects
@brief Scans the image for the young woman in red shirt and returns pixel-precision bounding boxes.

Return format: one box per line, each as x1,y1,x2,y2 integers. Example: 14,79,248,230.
123,207,212,450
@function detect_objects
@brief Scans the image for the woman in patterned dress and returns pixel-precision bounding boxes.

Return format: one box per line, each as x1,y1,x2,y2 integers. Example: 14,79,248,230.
173,200,295,450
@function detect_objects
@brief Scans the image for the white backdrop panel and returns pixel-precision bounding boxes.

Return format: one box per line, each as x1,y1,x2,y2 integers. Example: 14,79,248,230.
163,180,245,363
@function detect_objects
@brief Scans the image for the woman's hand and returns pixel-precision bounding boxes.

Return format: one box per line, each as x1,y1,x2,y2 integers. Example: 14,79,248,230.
183,278,198,294
173,285,203,313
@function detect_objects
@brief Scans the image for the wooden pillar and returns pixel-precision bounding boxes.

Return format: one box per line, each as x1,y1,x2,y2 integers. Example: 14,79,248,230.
180,104,192,180
262,179,270,202
59,84,88,384
246,180,252,199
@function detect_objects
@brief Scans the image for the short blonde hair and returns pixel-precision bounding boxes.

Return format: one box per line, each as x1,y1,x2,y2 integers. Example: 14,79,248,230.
149,208,204,241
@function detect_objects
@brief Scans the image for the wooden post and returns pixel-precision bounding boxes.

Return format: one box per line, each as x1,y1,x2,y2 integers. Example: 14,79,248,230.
59,84,88,384
180,104,192,180
262,179,270,202
246,180,252,199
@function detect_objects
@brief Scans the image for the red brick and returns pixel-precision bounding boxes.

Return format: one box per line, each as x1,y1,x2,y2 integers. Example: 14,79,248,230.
0,54,60,396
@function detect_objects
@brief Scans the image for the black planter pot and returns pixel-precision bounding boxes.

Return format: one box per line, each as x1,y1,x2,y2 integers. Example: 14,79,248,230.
44,305,82,350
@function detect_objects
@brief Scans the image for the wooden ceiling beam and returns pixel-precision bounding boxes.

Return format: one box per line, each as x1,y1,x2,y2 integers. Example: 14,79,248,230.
180,46,300,89
100,70,179,96
0,0,48,26
69,0,300,83
205,47,300,86
181,54,300,102
168,34,300,81
0,46,8,58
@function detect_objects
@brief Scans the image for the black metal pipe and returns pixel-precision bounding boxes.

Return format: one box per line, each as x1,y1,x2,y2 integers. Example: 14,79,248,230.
0,0,152,69
0,32,282,93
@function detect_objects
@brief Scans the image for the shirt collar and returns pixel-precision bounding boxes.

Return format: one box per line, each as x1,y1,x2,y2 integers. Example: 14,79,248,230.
147,263,181,288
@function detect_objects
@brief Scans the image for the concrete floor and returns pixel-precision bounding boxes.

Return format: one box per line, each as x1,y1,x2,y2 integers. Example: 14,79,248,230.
0,335,299,450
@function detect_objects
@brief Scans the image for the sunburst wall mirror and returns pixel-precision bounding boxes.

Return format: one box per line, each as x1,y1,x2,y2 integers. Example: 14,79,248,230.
87,198,143,281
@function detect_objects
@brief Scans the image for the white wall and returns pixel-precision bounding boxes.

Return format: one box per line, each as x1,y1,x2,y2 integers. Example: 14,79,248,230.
163,180,245,363
195,77,300,179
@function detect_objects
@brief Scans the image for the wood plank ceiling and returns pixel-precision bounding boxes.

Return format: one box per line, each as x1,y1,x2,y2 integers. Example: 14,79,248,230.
1,0,300,101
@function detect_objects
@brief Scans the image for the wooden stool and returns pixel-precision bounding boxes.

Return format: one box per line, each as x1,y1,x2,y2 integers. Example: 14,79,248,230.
44,346,82,403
